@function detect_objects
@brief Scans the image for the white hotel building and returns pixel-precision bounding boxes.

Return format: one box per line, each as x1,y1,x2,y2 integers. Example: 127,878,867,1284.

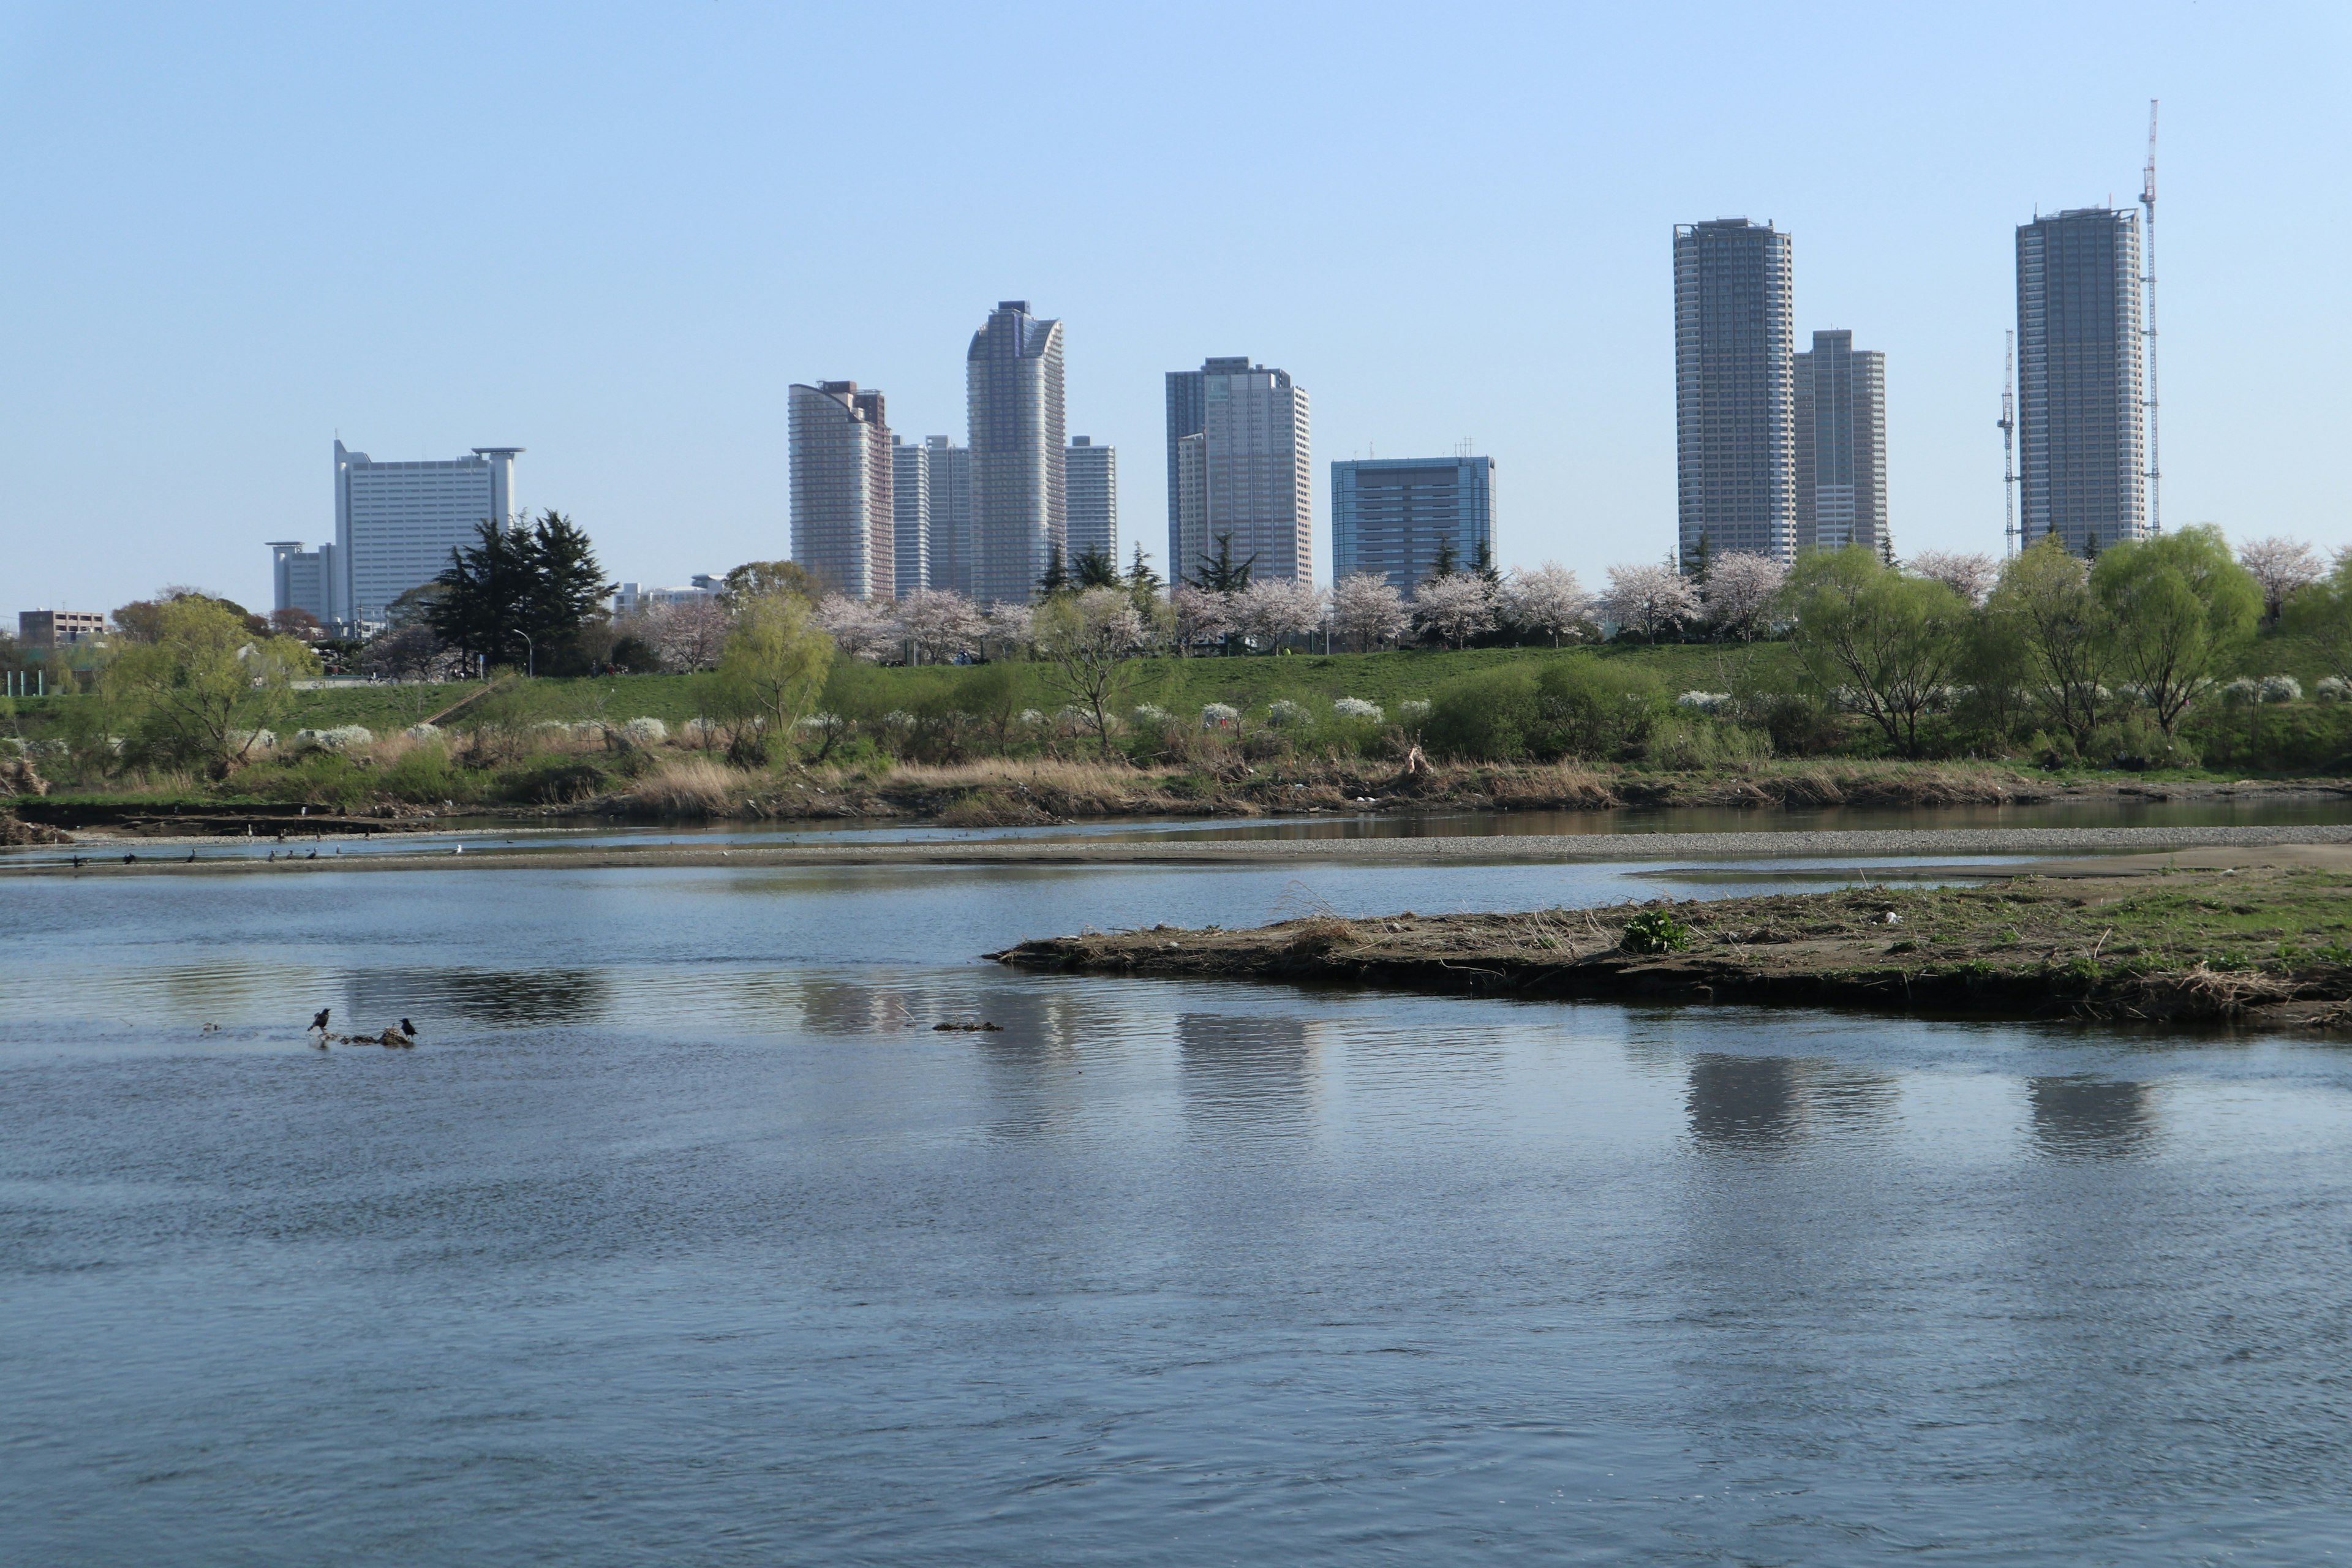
271,440,522,634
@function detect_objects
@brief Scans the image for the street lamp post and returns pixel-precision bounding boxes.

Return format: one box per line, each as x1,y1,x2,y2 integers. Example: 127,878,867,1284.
510,630,533,679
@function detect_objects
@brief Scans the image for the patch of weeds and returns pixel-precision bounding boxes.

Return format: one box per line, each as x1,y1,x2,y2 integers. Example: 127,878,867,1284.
1621,910,1694,954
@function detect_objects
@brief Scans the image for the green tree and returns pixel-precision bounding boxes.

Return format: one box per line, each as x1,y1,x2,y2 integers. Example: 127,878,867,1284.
710,592,834,767
429,511,614,671
1072,546,1121,589
2284,555,2352,687
722,560,819,605
1192,532,1256,594
1037,543,1071,598
1123,543,1166,621
1424,537,1460,584
2090,525,2260,738
1985,536,2111,752
1781,546,1970,756
1685,533,1713,586
104,595,318,775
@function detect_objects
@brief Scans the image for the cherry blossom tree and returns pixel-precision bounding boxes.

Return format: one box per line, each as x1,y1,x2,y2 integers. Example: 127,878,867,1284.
1231,578,1325,652
2239,535,2322,624
1171,582,1234,655
639,599,731,672
978,600,1033,658
813,594,899,663
1413,573,1498,649
1328,573,1414,651
1702,551,1788,641
1501,563,1591,647
1599,562,1702,641
894,588,985,665
1906,549,1999,608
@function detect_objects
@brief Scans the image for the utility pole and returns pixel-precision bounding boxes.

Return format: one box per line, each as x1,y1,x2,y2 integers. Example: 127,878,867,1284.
2000,330,2019,556
2141,98,2162,536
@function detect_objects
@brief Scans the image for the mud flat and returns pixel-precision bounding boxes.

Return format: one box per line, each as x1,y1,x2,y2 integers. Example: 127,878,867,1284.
992,864,2352,1029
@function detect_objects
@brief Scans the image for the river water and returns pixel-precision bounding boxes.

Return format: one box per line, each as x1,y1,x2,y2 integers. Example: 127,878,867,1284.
5,853,2351,1564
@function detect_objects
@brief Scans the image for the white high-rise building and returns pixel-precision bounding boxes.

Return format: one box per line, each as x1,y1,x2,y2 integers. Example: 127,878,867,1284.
1793,330,1887,553
1064,437,1118,568
268,540,336,627
890,436,930,597
789,381,894,600
328,439,521,633
967,301,1065,603
1168,359,1311,585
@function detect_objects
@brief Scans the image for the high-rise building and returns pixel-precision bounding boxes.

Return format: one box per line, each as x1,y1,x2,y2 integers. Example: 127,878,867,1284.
2016,207,2145,552
920,435,973,597
1064,437,1118,567
891,436,930,597
966,301,1065,603
1792,331,1887,554
331,440,521,633
789,382,894,600
1164,357,1311,585
1674,219,1795,567
268,540,336,626
1331,456,1497,591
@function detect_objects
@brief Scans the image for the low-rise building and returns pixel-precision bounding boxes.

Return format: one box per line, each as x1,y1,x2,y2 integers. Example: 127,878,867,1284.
614,576,725,617
17,609,108,647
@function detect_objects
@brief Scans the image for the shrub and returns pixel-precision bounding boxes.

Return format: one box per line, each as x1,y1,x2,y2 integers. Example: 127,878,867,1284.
620,716,669,747
1620,909,1694,953
1642,716,1773,771
379,743,459,804
2319,677,2351,703
294,725,374,753
1530,660,1665,760
1266,699,1309,728
1754,693,1846,757
2261,675,2303,704
1676,690,1732,714
402,723,442,741
1423,665,1541,760
1202,703,1240,730
1332,697,1383,722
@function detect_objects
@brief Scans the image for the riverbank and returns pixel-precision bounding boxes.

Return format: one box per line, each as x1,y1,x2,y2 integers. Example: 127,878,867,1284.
991,862,2352,1028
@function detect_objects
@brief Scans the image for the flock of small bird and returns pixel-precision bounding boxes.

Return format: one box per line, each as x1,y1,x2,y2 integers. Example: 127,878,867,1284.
304,1008,418,1049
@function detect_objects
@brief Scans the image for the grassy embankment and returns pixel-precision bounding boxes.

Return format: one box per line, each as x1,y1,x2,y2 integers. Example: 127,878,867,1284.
9,638,2352,829
993,864,2352,1028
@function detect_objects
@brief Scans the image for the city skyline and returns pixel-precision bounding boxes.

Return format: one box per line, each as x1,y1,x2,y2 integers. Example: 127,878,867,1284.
2,6,2341,614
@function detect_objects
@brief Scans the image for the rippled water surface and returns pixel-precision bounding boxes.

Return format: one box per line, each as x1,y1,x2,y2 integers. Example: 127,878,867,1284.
5,860,2351,1564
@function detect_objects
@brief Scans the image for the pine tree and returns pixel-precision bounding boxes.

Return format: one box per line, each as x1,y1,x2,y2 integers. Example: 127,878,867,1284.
1472,538,1502,587
1687,533,1713,584
1073,547,1121,589
1425,537,1460,584
1193,532,1256,594
1037,543,1070,598
427,510,612,671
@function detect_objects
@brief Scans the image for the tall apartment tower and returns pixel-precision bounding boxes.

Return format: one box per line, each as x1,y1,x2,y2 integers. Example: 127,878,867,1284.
966,301,1065,603
919,435,973,596
1792,331,1887,553
1064,437,1118,565
1673,219,1795,567
889,437,930,597
1331,456,1497,592
1164,356,1311,585
2016,208,2146,552
788,381,894,600
328,439,520,633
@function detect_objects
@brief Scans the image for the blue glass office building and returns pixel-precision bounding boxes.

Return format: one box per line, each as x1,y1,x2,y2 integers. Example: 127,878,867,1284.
1330,456,1496,591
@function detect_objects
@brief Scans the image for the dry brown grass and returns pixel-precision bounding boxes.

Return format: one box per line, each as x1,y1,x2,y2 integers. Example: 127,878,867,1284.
627,756,741,815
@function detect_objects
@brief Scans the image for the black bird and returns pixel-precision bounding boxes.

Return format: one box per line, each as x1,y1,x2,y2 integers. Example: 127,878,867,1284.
399,1018,417,1039
185,850,196,864
121,853,136,864
306,850,318,860
309,1007,331,1034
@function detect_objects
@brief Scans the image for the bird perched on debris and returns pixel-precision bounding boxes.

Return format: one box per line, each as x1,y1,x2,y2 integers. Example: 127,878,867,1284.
309,1007,331,1036
399,1019,417,1041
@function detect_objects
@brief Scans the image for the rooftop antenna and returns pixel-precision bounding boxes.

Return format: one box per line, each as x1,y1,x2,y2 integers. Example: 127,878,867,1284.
2141,97,2162,535
2000,330,2019,556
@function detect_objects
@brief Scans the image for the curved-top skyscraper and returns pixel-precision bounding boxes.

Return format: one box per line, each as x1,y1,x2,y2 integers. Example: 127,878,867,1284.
966,301,1065,603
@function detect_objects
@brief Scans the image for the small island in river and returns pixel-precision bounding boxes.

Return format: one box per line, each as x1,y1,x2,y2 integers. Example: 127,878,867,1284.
992,854,2352,1029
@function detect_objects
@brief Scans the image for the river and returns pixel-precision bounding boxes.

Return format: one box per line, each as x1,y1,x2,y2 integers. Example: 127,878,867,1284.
4,850,2350,1563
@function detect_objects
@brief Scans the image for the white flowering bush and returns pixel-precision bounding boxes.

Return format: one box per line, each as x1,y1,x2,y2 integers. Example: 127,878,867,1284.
2320,677,2351,703
1200,703,1240,730
620,717,669,746
682,717,724,746
231,729,279,753
402,723,441,742
1132,704,1171,726
295,726,372,753
1675,691,1733,714
1332,697,1384,722
2261,675,2304,703
2220,677,2263,707
1017,709,1044,726
1266,699,1309,728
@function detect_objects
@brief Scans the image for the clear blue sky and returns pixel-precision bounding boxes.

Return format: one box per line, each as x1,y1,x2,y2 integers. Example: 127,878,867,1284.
2,1,2345,616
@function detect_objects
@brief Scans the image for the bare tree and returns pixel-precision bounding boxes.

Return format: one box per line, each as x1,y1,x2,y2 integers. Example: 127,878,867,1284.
1328,573,1414,651
895,588,986,665
1231,579,1325,653
1034,587,1145,755
1702,551,1788,641
1413,573,1498,649
1170,583,1234,656
1501,563,1590,647
360,624,451,682
639,600,731,672
1599,562,1702,641
1907,549,1999,608
2239,535,2321,624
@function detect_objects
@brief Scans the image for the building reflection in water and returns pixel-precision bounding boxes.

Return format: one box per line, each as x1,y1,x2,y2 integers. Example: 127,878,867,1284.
1177,1012,1320,1135
2027,1075,2155,1160
1683,1053,1899,1149
348,967,610,1028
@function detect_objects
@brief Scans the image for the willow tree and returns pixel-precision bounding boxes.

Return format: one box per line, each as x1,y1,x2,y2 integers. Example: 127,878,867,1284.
710,592,834,766
104,595,318,775
1781,546,1971,757
2090,526,2260,737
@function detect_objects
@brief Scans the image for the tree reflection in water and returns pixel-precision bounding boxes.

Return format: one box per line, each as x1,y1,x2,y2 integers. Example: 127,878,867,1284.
2028,1076,2156,1160
348,968,610,1028
1178,1013,1319,1134
1683,1053,1900,1149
